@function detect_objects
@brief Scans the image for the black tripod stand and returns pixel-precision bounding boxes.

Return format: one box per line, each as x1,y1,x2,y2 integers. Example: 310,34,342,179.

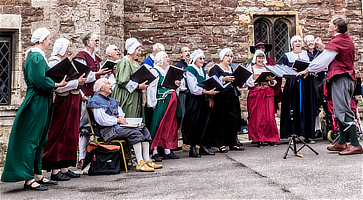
283,78,319,159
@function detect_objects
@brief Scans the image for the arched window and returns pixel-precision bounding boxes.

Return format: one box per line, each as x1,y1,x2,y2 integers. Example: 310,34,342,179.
253,15,295,63
274,20,289,62
254,19,269,44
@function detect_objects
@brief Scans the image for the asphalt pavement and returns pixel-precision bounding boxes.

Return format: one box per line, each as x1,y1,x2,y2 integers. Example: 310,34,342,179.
0,138,362,199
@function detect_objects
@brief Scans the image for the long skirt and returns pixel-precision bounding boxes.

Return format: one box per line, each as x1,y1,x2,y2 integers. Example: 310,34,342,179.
150,91,180,150
207,87,240,147
182,93,211,146
248,87,279,143
280,76,316,138
42,93,82,170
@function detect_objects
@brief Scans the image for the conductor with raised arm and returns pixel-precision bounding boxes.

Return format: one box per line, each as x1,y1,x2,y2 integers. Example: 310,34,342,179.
297,15,363,155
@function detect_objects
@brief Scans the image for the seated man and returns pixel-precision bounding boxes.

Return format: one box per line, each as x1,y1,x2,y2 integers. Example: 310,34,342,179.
87,78,162,172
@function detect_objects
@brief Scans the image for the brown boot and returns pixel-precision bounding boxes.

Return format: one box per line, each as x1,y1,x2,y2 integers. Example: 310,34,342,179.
327,143,347,151
339,144,363,155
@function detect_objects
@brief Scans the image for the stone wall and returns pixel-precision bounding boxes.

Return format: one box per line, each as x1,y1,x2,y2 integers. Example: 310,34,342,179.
124,0,363,118
0,0,124,165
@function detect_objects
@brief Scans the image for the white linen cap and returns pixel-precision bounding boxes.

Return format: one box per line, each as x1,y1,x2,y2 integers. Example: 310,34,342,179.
125,38,142,54
219,48,233,61
252,50,267,65
31,27,50,43
51,38,70,56
190,49,205,65
290,35,303,49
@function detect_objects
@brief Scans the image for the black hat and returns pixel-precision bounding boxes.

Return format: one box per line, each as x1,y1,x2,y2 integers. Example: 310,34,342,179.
250,42,272,54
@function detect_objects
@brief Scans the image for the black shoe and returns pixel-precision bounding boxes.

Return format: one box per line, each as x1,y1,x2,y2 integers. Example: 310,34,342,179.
152,154,162,162
199,146,215,155
315,130,322,138
189,146,201,158
51,171,70,181
24,181,48,191
164,152,180,159
229,146,245,151
268,142,277,147
36,177,58,185
257,142,263,148
63,170,80,178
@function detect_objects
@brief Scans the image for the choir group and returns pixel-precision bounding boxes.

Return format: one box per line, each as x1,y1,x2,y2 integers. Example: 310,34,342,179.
1,14,362,191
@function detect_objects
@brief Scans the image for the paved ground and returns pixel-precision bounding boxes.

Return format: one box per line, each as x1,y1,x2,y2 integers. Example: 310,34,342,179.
0,138,362,199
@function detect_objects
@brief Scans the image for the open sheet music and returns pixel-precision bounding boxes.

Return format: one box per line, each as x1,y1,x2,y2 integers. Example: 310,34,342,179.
264,64,298,78
197,75,230,91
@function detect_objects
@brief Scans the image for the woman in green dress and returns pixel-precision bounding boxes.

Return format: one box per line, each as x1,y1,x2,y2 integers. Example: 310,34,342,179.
1,28,68,190
111,38,148,118
146,51,182,161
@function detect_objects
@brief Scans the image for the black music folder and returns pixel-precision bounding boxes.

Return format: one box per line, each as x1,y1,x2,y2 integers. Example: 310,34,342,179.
231,65,252,87
130,65,157,85
71,60,92,80
46,58,78,82
255,71,275,83
292,59,310,72
265,64,298,78
197,75,230,91
162,65,185,89
101,60,117,70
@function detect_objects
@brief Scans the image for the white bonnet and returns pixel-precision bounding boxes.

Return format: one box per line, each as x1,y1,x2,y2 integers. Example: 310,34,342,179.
51,38,70,56
31,27,50,43
125,38,142,54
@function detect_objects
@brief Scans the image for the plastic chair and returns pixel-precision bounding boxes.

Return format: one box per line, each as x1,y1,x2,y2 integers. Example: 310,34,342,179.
84,101,131,172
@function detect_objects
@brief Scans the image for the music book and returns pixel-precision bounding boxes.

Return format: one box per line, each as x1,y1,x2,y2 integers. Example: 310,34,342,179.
265,64,298,78
46,58,79,83
101,60,117,70
292,59,310,72
255,71,275,83
231,65,252,87
197,75,230,91
130,65,157,85
161,65,185,89
71,60,93,80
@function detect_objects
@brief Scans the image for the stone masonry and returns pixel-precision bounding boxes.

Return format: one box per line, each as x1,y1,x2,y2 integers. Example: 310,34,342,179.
0,0,124,165
124,0,363,119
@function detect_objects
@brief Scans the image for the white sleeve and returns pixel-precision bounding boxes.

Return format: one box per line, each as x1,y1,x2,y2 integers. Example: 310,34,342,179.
91,107,118,127
246,74,255,87
85,71,96,83
55,79,79,93
108,74,117,90
118,106,125,117
125,80,139,93
246,65,255,87
74,58,87,66
268,80,277,87
186,71,204,95
308,49,337,73
146,69,159,108
74,58,96,83
180,78,187,91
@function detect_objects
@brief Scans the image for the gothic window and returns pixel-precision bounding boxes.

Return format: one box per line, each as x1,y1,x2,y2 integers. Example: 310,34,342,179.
253,16,296,62
274,20,289,62
0,36,11,104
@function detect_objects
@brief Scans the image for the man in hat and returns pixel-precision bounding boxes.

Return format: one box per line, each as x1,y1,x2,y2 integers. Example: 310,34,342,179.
245,42,275,66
